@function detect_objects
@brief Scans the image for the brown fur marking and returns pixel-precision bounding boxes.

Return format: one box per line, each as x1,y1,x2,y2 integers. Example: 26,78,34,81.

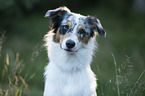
77,25,83,30
67,21,72,27
60,33,70,43
77,34,90,44
53,28,71,43
54,29,60,43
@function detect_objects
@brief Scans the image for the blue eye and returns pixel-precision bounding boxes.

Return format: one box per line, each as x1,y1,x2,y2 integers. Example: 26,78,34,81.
78,29,87,39
59,25,69,35
63,25,69,30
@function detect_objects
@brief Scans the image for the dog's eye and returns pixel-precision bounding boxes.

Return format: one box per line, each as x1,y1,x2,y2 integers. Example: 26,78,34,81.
59,25,69,35
78,29,87,39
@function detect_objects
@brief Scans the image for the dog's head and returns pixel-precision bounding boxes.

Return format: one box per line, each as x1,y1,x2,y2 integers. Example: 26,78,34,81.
45,7,106,53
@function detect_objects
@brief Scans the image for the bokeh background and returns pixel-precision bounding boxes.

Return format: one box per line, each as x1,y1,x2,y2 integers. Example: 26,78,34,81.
0,0,145,96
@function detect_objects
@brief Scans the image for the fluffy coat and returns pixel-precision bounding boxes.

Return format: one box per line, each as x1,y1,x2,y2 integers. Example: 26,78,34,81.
43,7,106,96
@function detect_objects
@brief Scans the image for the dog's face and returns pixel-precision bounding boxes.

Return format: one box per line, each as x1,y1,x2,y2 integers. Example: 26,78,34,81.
45,7,106,53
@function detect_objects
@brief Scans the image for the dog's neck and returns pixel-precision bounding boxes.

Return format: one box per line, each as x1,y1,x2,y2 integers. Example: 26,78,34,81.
45,34,97,72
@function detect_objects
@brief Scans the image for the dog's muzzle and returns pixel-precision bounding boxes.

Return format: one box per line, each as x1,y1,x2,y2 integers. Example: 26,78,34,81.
66,39,75,49
61,39,78,53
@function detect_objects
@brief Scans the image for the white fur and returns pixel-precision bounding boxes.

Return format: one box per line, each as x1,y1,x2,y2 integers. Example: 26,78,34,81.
43,32,97,96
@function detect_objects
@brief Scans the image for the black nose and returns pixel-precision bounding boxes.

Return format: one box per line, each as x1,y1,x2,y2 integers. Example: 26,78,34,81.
66,39,75,49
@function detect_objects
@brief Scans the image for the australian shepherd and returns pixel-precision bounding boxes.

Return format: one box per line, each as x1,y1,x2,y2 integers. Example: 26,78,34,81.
43,7,106,96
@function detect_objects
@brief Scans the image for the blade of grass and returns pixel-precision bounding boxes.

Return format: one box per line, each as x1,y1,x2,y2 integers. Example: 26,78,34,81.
111,53,120,96
15,89,19,96
128,70,145,96
19,89,22,96
96,65,104,96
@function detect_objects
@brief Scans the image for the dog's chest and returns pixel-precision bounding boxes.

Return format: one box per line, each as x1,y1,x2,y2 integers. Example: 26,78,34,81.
60,72,85,95
45,64,93,95
58,70,87,93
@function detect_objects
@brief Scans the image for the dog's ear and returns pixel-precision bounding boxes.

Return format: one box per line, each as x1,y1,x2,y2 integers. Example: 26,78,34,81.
45,6,71,18
45,7,71,33
87,16,106,37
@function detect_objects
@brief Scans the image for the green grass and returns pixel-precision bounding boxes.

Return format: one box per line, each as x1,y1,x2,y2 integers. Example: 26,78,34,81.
0,6,145,96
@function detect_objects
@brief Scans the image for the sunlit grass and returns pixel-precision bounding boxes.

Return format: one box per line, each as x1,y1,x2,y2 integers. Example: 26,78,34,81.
0,53,29,96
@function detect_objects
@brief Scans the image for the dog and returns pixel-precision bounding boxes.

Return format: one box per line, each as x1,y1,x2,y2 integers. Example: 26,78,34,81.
43,7,106,96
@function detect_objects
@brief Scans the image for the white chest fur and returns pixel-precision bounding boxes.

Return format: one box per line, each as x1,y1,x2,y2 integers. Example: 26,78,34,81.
44,62,97,96
43,37,97,96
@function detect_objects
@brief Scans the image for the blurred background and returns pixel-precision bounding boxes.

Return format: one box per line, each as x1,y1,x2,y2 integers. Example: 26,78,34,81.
0,0,145,96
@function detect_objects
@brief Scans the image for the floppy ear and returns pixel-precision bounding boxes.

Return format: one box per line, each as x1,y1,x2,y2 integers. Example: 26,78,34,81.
45,6,71,18
87,16,106,37
45,7,71,33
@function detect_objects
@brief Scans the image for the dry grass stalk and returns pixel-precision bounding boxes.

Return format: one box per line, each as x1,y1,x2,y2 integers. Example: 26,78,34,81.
1,53,29,96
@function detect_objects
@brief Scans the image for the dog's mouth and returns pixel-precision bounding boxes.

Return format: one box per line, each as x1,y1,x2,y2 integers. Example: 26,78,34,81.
60,44,78,53
64,49,78,53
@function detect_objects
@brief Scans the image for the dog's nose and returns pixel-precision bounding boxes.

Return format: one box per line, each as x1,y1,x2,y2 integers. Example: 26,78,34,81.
66,39,75,49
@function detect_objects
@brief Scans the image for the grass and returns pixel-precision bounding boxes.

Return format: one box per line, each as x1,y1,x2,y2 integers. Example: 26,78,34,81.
111,53,145,96
0,6,145,96
0,52,29,96
111,53,120,96
129,70,145,96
